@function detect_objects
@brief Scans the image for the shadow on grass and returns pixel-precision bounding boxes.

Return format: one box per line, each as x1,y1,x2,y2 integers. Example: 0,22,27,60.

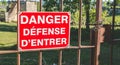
0,24,17,32
0,44,17,50
0,23,17,50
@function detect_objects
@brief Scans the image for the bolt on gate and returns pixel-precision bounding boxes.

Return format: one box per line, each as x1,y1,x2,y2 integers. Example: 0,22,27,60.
0,0,116,65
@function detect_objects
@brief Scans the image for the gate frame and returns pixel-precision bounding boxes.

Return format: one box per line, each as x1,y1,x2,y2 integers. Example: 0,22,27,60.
0,0,104,65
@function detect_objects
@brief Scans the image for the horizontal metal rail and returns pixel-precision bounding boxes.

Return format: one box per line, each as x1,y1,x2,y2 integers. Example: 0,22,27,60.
112,39,120,42
0,45,95,54
0,50,18,54
89,24,120,27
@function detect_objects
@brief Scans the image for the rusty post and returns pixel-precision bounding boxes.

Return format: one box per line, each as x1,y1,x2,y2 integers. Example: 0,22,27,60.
17,0,20,65
39,0,42,65
58,0,63,65
17,52,20,65
91,0,102,64
91,28,103,65
96,0,102,24
77,0,82,65
94,30,100,65
93,0,102,65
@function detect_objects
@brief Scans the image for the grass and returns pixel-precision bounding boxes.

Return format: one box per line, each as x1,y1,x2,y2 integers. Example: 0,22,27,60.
0,22,17,49
0,22,120,65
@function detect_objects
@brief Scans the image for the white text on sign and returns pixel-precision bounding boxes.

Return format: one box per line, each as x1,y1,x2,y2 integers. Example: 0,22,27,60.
21,15,68,24
23,27,66,36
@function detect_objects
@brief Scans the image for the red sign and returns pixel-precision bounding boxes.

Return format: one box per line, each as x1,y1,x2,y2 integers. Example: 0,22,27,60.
18,12,70,51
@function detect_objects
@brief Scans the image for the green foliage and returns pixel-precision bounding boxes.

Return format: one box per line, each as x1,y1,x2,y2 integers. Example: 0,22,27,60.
103,15,120,25
42,0,120,25
0,0,7,5
0,0,7,11
63,0,79,13
42,0,80,24
71,10,86,25
71,7,108,25
116,0,120,5
102,10,111,24
43,0,59,11
43,0,79,13
83,0,91,10
89,8,96,24
71,10,79,24
89,9,109,24
114,15,120,24
83,0,92,29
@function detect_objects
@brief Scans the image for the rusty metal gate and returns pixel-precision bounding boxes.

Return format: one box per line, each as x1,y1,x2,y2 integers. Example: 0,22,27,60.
0,0,116,65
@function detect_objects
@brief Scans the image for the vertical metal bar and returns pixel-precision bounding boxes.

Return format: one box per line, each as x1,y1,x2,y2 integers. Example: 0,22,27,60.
77,49,81,65
110,43,113,65
17,53,20,65
93,0,102,65
39,0,42,65
78,0,82,47
58,0,63,65
77,0,82,65
90,29,95,65
60,0,63,11
17,0,20,65
112,0,116,28
110,0,116,65
39,51,42,65
59,50,62,65
39,0,42,11
91,29,101,65
94,30,101,65
96,0,102,25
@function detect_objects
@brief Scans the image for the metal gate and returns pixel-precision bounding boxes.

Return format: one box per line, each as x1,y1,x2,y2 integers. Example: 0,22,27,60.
0,0,115,65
